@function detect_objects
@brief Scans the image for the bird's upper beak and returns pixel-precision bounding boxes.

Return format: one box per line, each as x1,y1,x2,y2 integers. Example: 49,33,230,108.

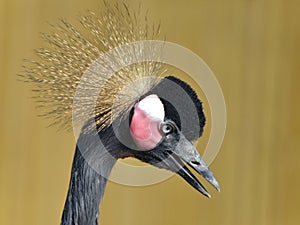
162,134,220,198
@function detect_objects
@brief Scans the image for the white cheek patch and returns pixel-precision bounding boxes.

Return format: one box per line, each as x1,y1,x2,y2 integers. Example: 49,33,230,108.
135,94,165,121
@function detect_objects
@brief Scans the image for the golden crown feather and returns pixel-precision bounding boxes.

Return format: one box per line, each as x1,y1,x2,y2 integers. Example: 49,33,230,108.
20,1,167,133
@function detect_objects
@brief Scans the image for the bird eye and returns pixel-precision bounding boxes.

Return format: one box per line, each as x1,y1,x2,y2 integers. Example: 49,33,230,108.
160,122,175,135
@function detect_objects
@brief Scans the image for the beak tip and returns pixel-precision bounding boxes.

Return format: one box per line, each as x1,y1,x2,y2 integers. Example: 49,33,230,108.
213,181,220,192
202,170,220,193
199,187,211,198
213,180,221,192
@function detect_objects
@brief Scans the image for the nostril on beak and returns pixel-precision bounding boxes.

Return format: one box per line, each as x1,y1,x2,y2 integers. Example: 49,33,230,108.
191,161,200,165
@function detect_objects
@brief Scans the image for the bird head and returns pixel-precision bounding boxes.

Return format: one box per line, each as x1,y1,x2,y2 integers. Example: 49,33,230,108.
125,77,219,198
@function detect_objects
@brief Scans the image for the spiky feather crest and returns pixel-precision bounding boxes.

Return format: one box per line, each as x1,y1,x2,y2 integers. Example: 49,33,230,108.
21,1,165,132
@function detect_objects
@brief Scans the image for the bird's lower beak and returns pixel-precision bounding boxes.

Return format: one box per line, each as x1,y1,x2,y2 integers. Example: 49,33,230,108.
136,134,220,197
172,135,220,197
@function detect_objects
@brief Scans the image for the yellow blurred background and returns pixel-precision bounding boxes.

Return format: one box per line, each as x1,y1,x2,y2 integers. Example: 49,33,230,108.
1,0,300,225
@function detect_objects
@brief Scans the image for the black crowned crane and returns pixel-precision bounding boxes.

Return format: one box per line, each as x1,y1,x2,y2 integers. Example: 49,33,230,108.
21,2,220,225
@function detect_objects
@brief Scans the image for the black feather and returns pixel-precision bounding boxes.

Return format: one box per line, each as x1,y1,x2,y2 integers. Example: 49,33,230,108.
150,76,206,141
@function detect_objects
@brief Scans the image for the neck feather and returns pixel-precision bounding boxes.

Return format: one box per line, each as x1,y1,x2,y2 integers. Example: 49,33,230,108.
60,126,122,225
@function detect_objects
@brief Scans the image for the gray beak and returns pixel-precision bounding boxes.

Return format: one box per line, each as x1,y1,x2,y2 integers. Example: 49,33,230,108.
133,132,220,198
173,134,220,197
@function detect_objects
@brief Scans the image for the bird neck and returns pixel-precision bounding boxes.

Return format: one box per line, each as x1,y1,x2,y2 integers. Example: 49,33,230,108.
60,135,117,225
